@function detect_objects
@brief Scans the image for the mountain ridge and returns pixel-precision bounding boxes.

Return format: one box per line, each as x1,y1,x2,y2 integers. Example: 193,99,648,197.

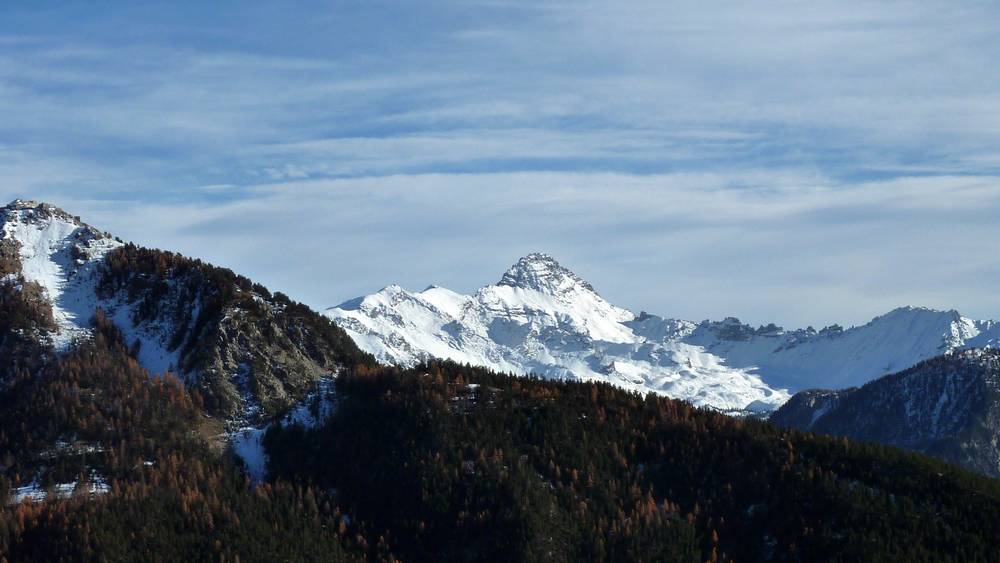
328,254,788,412
0,199,373,421
771,349,1000,477
327,255,1000,412
5,200,1000,560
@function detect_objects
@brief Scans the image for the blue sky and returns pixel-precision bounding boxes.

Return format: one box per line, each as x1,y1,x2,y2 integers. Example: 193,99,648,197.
2,1,1000,327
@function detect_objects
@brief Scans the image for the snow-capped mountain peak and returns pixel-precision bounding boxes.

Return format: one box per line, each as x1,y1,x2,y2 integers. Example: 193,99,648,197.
327,254,789,412
2,200,194,377
326,255,1000,414
684,305,1000,391
872,306,980,349
497,253,596,296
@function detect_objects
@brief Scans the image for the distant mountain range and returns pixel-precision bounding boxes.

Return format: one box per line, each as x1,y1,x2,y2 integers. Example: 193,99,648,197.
326,252,1000,412
9,198,997,417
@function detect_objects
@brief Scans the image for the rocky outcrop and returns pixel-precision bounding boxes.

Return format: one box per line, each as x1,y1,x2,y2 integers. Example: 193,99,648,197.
96,244,375,421
1,200,374,422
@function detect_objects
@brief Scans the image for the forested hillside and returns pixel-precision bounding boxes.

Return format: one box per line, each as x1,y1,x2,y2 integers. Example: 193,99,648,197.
266,361,1000,562
95,243,376,420
0,311,370,562
4,203,1000,562
3,287,1000,561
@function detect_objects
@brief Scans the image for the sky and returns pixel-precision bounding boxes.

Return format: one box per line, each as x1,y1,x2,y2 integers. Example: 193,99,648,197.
2,0,1000,328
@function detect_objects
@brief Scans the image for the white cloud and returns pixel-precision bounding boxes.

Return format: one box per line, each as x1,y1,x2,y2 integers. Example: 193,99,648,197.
20,171,1000,330
2,1,1000,329
4,0,1000,189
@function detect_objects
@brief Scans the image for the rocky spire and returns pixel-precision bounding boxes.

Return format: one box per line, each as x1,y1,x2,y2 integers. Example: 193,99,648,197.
496,253,596,295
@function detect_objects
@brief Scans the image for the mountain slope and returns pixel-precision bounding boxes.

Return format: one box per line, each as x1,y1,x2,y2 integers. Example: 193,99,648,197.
327,253,789,412
326,253,1000,412
1,200,121,352
0,200,373,420
771,349,1000,477
5,201,1000,560
682,306,1000,390
264,360,1000,562
0,306,362,561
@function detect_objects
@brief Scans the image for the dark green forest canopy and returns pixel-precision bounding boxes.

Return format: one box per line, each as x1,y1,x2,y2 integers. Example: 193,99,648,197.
267,362,1000,563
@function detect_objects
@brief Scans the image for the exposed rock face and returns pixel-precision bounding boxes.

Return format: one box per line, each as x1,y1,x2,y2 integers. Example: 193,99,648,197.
497,252,597,295
771,350,1000,477
93,244,376,422
1,200,373,422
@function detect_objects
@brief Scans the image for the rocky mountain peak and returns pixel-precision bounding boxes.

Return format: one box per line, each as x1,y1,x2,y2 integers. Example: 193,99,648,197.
5,199,43,210
4,199,78,223
1,199,114,244
496,253,596,295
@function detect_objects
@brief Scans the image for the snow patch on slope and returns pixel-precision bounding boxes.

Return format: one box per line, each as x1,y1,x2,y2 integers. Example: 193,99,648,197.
230,377,339,482
1,200,183,375
1,200,121,349
9,472,110,505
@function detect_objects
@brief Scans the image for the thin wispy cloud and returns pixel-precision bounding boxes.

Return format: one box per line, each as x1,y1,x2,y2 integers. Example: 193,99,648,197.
1,1,999,326
41,171,1000,329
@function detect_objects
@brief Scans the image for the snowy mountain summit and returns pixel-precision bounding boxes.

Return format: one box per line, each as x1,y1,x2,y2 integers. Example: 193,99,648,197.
327,253,789,412
1,199,123,349
498,252,597,295
327,254,1000,413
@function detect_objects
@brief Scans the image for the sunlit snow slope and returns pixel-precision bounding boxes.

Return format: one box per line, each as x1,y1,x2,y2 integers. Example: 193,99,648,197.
682,307,1000,391
327,254,790,412
327,253,1000,412
0,199,179,372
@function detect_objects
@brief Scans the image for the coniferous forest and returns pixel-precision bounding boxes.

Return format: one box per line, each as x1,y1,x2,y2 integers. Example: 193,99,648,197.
7,0,1000,560
3,245,1000,561
0,313,361,562
265,362,1000,563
